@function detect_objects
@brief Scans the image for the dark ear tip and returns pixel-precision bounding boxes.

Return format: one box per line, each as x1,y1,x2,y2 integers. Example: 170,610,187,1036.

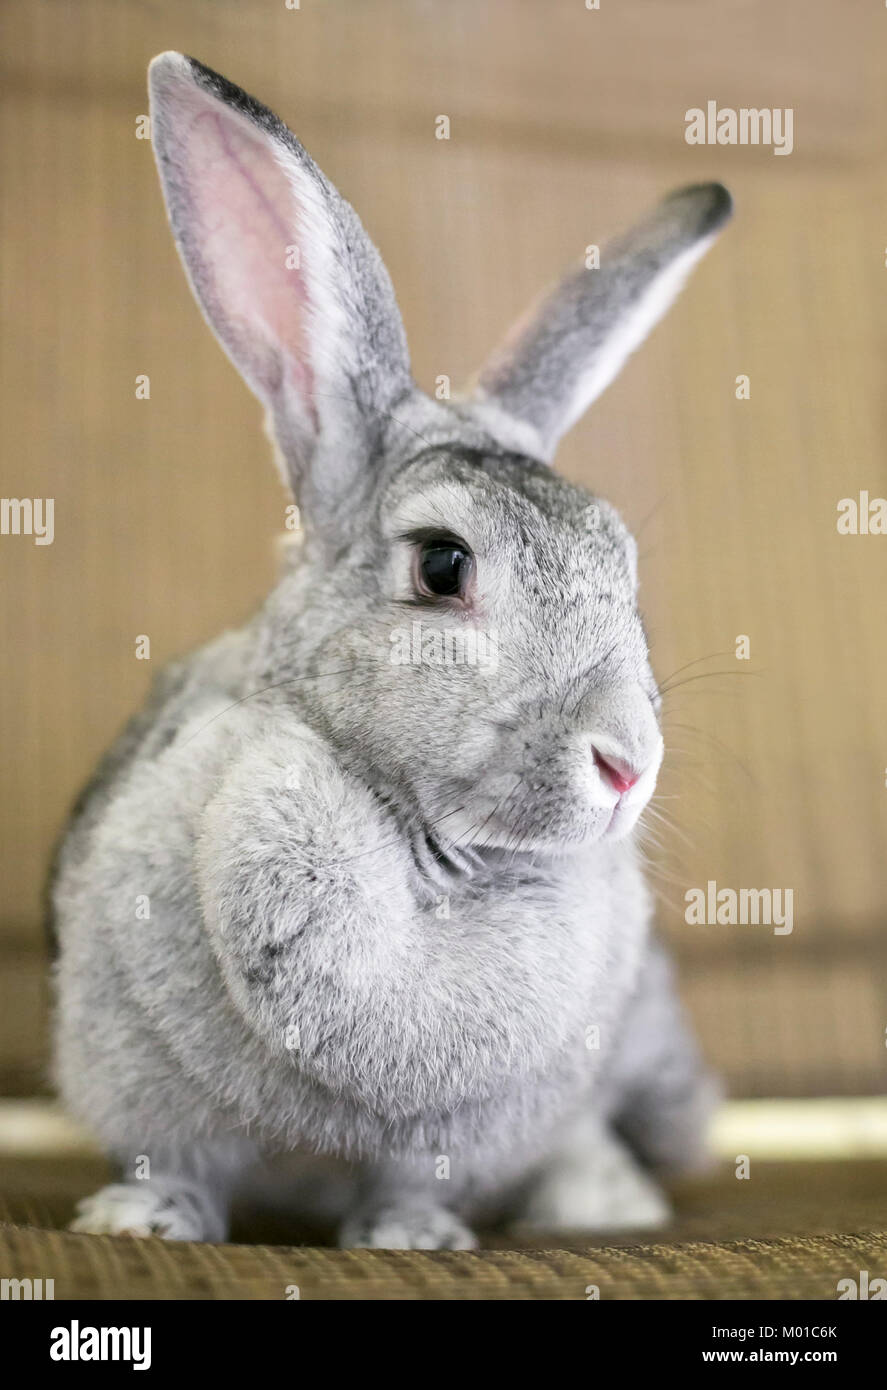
148,51,218,80
666,181,734,234
147,52,291,146
182,54,223,86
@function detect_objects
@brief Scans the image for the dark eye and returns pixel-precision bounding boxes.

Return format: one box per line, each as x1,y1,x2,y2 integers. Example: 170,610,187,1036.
418,542,472,598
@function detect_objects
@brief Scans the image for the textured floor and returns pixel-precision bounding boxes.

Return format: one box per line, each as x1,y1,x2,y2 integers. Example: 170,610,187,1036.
1,1156,885,1299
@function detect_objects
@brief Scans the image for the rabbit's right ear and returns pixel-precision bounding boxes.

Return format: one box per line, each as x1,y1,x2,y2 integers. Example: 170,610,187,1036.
148,54,411,529
470,184,732,462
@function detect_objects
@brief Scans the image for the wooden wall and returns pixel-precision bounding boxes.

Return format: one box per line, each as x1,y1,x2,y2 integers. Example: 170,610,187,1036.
1,0,886,1097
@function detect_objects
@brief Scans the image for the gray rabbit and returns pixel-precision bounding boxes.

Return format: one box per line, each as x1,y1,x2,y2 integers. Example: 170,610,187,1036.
52,53,731,1248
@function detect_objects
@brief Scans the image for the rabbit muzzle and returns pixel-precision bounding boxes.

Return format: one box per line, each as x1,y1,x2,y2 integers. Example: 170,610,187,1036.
441,677,663,855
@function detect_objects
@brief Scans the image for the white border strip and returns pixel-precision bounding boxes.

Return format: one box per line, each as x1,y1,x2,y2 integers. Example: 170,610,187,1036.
710,1098,887,1160
0,1100,98,1157
1,1097,887,1161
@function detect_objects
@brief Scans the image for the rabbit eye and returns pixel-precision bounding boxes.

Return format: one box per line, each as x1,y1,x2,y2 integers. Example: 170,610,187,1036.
417,541,472,598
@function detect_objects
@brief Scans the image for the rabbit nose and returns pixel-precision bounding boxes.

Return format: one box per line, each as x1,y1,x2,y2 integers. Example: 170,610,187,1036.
592,745,640,796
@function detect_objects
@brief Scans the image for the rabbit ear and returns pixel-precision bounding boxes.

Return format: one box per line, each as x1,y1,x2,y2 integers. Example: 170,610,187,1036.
471,184,732,461
148,54,411,524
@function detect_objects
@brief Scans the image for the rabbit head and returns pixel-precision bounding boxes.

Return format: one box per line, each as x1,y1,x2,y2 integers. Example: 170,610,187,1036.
148,54,731,860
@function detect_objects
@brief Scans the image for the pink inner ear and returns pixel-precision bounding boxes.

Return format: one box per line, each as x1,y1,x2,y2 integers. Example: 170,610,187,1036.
173,91,315,407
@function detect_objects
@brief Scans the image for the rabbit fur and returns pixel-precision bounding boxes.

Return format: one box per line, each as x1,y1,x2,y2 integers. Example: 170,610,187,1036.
52,54,731,1249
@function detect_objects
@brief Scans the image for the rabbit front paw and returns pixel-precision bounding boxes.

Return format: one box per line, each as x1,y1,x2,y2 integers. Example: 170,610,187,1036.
339,1203,478,1250
513,1128,671,1234
70,1181,226,1242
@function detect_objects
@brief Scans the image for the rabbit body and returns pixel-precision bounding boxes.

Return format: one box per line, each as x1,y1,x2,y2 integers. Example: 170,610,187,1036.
53,54,730,1247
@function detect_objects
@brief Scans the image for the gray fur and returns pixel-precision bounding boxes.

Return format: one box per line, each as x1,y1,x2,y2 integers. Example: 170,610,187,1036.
474,184,732,458
52,54,730,1247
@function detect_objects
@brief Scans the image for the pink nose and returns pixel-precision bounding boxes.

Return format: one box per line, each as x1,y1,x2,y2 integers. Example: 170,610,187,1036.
593,747,640,797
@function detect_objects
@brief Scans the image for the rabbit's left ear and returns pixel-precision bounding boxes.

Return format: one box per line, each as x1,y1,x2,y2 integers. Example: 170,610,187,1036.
470,184,732,461
148,54,411,527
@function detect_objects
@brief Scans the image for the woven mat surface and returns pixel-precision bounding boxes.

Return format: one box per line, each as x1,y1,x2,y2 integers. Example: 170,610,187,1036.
1,1157,885,1299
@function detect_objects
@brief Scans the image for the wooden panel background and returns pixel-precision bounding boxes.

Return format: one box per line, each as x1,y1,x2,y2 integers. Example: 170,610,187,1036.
1,0,886,1096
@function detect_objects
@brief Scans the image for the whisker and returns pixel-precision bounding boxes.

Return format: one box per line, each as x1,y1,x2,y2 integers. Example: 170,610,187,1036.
655,650,737,688
180,666,363,747
659,668,762,695
663,719,756,782
319,799,468,874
